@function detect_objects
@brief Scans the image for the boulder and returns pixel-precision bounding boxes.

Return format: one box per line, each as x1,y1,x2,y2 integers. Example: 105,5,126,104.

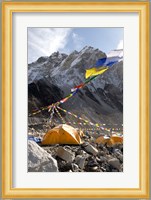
82,142,98,155
57,146,75,162
108,158,120,170
75,155,86,169
28,140,58,172
115,152,123,162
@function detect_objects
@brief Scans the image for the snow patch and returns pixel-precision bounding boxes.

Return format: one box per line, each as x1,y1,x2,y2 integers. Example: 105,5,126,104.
71,56,82,67
107,49,123,58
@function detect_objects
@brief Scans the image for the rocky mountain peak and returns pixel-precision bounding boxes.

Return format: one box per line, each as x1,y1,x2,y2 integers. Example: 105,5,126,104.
36,56,48,64
49,51,68,60
28,46,123,125
80,45,97,53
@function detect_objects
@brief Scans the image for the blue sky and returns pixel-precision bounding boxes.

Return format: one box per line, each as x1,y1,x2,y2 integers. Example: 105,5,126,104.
28,28,123,63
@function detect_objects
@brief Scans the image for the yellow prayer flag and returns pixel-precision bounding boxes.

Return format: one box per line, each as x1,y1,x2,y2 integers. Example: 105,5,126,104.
85,67,108,79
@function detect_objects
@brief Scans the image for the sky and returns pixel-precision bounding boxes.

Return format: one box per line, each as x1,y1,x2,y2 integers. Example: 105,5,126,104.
28,27,123,64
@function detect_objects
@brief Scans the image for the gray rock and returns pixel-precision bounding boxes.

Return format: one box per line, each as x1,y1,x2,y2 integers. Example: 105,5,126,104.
75,155,86,169
86,164,99,172
120,164,123,172
64,145,72,150
112,169,119,172
99,151,105,156
57,146,75,162
82,142,98,155
28,140,58,172
99,156,107,163
76,149,89,157
72,163,79,172
115,152,123,162
114,148,121,153
90,166,98,171
106,155,113,160
108,158,120,170
100,167,107,172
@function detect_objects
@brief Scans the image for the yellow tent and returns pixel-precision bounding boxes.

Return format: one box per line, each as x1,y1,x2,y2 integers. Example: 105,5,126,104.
95,134,123,146
42,124,82,145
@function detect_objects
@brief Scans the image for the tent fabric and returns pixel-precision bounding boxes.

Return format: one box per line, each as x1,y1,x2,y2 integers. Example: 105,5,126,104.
28,135,42,143
42,124,82,145
95,135,123,146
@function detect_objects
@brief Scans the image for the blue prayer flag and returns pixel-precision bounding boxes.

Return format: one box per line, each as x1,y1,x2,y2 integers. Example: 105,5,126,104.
95,57,107,67
104,56,121,67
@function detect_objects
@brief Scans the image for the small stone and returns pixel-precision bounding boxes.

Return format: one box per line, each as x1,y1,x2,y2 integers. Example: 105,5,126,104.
76,149,88,156
114,148,121,153
86,164,99,172
108,158,120,170
57,146,75,162
96,157,101,162
90,166,98,171
64,145,72,150
100,167,106,172
99,151,105,156
98,143,104,150
116,152,123,162
99,156,107,163
75,155,86,169
112,169,118,172
106,155,113,160
82,142,98,155
89,137,96,143
87,157,98,167
120,164,123,172
75,155,81,162
103,146,107,151
72,163,79,172
101,162,110,171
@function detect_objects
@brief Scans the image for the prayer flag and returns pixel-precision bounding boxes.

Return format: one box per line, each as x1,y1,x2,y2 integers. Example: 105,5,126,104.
95,57,107,67
85,67,108,79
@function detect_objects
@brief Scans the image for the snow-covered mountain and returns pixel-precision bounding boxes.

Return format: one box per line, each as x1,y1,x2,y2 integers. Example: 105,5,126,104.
28,46,123,125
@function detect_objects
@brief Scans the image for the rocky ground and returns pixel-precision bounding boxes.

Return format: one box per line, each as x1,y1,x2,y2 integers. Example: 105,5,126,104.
41,142,123,172
28,127,123,172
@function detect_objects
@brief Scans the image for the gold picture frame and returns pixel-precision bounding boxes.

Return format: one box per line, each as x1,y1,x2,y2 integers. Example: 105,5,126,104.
2,1,150,198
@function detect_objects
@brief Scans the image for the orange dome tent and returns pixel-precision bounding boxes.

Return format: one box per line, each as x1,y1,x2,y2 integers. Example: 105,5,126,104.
42,124,82,145
95,134,123,146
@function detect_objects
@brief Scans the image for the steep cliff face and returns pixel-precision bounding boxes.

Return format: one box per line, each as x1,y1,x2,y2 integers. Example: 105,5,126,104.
28,46,123,125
